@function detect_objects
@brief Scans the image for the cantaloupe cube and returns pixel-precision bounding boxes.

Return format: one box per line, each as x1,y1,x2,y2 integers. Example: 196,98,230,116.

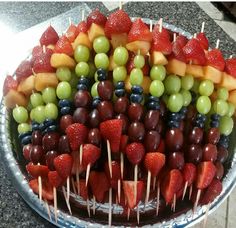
228,90,236,107
220,72,236,91
88,23,105,42
72,32,92,50
125,75,151,94
50,53,76,69
166,59,186,76
17,75,35,96
126,41,151,55
5,89,28,109
111,33,128,49
203,66,222,84
185,64,204,78
35,73,58,91
109,55,118,71
150,51,168,66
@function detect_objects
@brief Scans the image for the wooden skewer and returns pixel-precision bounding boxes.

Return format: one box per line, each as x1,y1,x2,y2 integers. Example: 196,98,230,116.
202,204,210,228
159,18,163,33
216,39,220,49
38,175,42,203
53,187,58,223
145,170,151,205
69,17,72,26
119,1,122,10
108,188,112,227
87,199,91,217
201,22,205,33
118,179,121,203
150,19,153,32
193,189,201,213
92,195,96,215
120,153,124,179
156,181,160,216
85,163,91,186
134,164,138,202
81,10,85,21
107,140,112,178
193,33,197,39
230,54,233,59
45,200,52,221
137,203,140,224
79,144,83,166
42,45,46,53
189,184,193,200
173,33,177,42
172,194,176,212
182,181,188,200
66,177,70,203
127,208,130,221
71,177,76,194
62,186,72,215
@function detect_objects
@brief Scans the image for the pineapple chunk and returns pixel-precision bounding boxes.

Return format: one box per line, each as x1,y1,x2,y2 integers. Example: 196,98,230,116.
166,59,186,76
203,66,222,84
5,90,28,109
125,75,151,94
126,41,151,55
185,64,204,78
111,33,128,49
88,23,105,42
35,73,58,91
50,53,76,69
151,51,168,66
220,72,236,91
72,32,92,50
17,75,35,96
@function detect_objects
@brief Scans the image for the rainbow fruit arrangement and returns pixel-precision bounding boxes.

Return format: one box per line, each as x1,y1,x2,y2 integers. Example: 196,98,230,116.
3,8,236,226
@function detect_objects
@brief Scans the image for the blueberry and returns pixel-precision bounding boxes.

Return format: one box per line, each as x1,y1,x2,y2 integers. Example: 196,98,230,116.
77,83,88,91
169,112,181,121
211,113,220,121
97,68,107,76
218,140,229,148
21,135,32,145
168,120,180,128
47,125,57,133
60,106,71,115
97,68,107,81
210,120,219,128
148,96,159,102
220,134,229,143
130,93,143,103
115,89,125,97
44,119,56,127
32,123,40,131
195,120,204,128
58,99,71,108
78,77,90,86
116,81,125,89
39,123,46,131
180,107,188,115
196,113,206,122
92,97,101,108
131,85,143,95
18,131,32,141
147,101,160,110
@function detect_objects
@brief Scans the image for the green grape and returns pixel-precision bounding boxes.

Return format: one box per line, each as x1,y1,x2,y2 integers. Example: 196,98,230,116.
69,71,79,88
191,79,200,94
93,36,110,53
213,99,228,116
227,102,235,117
130,68,143,86
181,74,194,90
27,102,33,112
94,53,109,69
56,82,72,99
219,116,234,136
88,62,96,78
42,87,57,104
30,93,44,108
75,62,90,77
74,45,90,62
94,71,99,82
34,106,45,123
56,67,71,81
30,108,35,121
217,87,229,100
199,80,214,96
164,75,181,95
45,103,58,119
113,66,127,82
134,55,145,69
91,82,99,97
150,65,166,81
196,96,211,114
113,47,129,66
13,106,28,123
180,89,192,106
167,93,183,112
149,80,164,97
162,94,169,105
18,123,31,134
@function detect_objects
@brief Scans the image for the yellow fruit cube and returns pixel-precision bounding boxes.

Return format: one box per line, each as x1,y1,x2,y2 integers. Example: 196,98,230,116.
35,73,58,91
88,23,105,42
228,90,236,107
17,75,35,96
5,90,28,109
203,66,222,84
125,75,151,94
151,51,168,66
50,53,76,69
72,32,92,50
186,64,204,78
111,33,128,49
166,59,186,77
126,41,151,55
220,72,236,91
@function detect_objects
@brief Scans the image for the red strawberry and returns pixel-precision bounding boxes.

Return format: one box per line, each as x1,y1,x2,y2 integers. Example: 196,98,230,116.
120,134,128,153
157,139,165,154
48,171,64,188
82,144,101,167
87,9,107,28
76,21,88,36
182,163,197,186
183,38,206,65
196,161,216,189
100,119,122,153
152,24,171,40
127,53,150,75
206,49,225,71
161,169,183,204
125,142,145,165
89,171,110,202
66,23,77,42
54,36,74,56
176,35,188,48
169,41,187,63
40,25,59,46
123,180,144,209
26,163,49,178
54,154,73,179
225,58,236,77
104,161,121,189
32,49,55,73
200,179,222,205
3,75,18,96
127,18,152,43
31,45,54,64
15,60,32,82
196,32,209,50
79,179,88,200
152,33,172,55
66,123,88,151
144,152,165,176
104,9,132,38
29,179,53,201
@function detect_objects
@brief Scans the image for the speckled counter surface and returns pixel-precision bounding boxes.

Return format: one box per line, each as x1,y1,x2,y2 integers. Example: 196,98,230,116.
0,2,235,228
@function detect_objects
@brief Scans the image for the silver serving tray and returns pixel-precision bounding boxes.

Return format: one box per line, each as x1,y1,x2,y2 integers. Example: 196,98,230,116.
1,5,236,227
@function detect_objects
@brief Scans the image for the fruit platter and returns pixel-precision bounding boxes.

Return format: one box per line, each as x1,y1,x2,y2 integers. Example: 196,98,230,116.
1,6,236,227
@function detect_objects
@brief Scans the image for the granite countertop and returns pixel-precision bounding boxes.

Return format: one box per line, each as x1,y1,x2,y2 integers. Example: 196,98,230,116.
0,2,235,228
